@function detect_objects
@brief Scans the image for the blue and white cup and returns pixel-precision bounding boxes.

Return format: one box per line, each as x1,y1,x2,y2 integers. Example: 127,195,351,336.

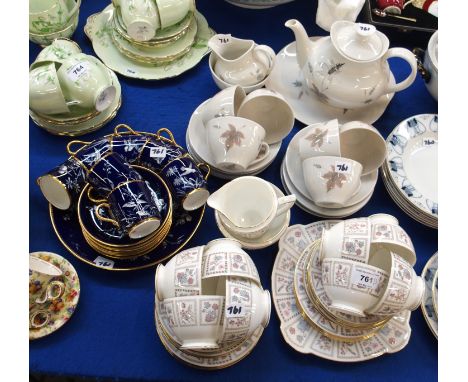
110,123,151,163
87,152,142,196
161,155,210,211
37,156,87,210
93,179,162,239
67,137,112,170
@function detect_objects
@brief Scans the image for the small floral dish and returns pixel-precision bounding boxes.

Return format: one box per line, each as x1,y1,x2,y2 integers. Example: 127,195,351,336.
29,251,80,340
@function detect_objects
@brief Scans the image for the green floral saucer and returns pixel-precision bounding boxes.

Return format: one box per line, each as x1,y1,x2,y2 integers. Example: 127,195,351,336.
85,5,215,80
29,252,80,340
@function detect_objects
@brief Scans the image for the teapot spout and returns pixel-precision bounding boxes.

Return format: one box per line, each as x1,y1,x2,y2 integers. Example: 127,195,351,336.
285,19,315,70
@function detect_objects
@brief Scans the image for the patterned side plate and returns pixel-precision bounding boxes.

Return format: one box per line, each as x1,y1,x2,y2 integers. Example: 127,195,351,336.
29,252,80,340
50,201,204,271
421,252,438,339
84,5,215,80
385,114,438,221
272,222,412,362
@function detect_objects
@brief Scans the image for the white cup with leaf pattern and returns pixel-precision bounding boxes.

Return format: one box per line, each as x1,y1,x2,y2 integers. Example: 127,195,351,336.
56,53,117,112
206,116,270,171
118,0,160,42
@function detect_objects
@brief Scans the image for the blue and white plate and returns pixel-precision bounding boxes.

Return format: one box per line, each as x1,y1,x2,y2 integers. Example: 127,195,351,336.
78,166,171,246
421,252,438,339
384,114,438,228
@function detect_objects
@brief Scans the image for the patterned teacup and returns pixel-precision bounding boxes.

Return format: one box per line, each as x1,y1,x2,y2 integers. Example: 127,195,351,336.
202,86,246,124
159,295,225,349
160,156,210,211
118,0,159,42
298,119,341,160
206,116,270,171
30,38,82,70
302,156,362,208
155,0,194,29
66,137,112,170
321,257,389,317
138,130,186,172
29,0,70,34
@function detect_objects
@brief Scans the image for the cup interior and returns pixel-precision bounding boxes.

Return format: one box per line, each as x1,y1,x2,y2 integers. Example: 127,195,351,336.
38,174,72,210
29,256,62,276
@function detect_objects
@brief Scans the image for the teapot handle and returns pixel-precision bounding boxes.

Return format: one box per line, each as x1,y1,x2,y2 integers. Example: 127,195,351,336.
252,45,276,74
383,48,417,95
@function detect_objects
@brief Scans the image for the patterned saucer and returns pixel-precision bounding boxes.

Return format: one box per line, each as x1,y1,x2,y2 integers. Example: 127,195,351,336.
29,251,80,340
50,201,204,271
421,252,438,339
272,222,412,362
154,305,264,369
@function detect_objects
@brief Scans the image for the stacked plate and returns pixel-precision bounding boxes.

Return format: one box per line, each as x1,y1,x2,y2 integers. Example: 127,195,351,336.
421,252,438,339
84,3,215,80
272,221,413,362
77,166,173,259
280,123,380,218
382,114,438,229
187,99,282,180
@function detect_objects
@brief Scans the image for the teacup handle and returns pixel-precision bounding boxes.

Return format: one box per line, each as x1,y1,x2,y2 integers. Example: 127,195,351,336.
197,162,211,181
87,187,107,203
35,280,65,304
157,128,177,146
114,123,139,136
30,310,51,329
252,45,276,74
95,203,120,227
67,140,92,156
276,194,296,216
249,142,270,167
383,48,417,95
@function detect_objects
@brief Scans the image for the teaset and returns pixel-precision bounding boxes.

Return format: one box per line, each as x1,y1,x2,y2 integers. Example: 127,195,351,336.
30,0,438,370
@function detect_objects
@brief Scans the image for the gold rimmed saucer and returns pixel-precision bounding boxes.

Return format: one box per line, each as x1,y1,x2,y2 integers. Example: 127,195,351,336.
32,108,101,125
112,9,193,48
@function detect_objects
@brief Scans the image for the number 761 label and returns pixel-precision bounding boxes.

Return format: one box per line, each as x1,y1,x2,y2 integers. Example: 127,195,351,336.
225,304,246,318
334,161,352,174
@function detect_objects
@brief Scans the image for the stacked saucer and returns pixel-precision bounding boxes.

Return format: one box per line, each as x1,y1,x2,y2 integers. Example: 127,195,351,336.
281,120,386,218
85,2,215,80
29,39,121,136
421,252,438,339
382,114,438,229
154,239,270,369
187,86,293,179
29,0,81,46
272,216,423,362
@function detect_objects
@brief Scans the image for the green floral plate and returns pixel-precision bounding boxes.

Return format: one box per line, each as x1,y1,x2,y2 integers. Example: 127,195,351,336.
29,251,80,340
85,5,215,80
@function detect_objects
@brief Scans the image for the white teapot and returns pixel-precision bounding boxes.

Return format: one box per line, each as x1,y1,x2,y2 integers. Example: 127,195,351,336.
285,19,417,109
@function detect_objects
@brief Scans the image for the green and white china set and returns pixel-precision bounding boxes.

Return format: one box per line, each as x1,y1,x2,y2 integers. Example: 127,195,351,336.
29,0,438,369
29,0,81,46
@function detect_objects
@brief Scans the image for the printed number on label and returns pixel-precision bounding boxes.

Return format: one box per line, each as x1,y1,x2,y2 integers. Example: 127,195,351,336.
226,304,246,318
150,147,167,158
216,34,231,44
93,256,114,269
67,62,90,82
334,162,352,174
351,269,382,290
423,138,437,146
126,68,137,75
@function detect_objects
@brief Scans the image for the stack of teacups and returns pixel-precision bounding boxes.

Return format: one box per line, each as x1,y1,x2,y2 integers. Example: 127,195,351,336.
208,33,276,93
154,238,271,369
29,0,81,46
281,119,387,218
187,86,294,179
290,214,423,345
108,0,199,65
29,39,122,136
207,176,295,248
37,125,211,259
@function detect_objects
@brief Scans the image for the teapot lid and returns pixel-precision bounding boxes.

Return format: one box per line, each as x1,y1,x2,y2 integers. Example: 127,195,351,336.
330,21,389,62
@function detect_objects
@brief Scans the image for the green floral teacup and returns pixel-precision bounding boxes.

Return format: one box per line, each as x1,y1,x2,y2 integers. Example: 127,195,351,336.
29,62,70,115
30,38,82,71
57,53,117,112
29,0,70,34
118,0,159,42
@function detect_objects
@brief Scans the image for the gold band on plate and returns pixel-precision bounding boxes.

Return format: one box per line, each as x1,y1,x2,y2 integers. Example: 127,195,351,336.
33,108,100,125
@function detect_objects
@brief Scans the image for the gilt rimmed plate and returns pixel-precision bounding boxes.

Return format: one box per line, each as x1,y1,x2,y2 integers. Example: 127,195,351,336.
84,5,214,80
284,123,379,208
421,252,438,339
29,251,80,340
265,39,395,125
29,69,122,136
385,114,438,224
272,222,412,361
